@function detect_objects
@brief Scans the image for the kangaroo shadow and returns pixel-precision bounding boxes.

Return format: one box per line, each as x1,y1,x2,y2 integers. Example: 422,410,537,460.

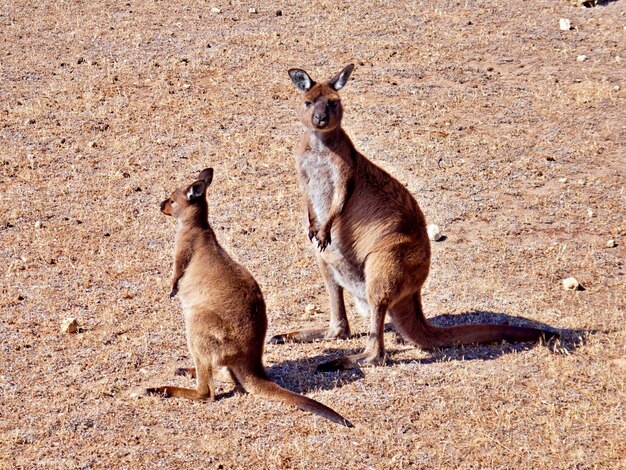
264,310,596,392
266,347,365,395
386,310,593,365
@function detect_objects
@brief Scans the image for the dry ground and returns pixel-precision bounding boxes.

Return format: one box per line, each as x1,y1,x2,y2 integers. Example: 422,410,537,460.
1,0,625,468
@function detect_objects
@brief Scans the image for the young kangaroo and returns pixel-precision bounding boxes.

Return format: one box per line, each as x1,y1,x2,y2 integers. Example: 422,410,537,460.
272,64,558,371
146,168,352,427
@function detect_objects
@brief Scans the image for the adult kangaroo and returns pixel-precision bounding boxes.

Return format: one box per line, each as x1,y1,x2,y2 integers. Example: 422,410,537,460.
272,64,558,371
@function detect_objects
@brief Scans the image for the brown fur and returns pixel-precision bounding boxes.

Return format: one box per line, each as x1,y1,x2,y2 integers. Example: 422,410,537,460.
146,168,352,427
273,65,559,371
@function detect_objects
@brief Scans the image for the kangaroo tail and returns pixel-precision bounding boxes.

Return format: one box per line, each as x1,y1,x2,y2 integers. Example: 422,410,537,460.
395,294,559,349
232,365,353,428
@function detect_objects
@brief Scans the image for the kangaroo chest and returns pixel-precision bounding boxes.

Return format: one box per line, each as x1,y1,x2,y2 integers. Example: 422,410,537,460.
297,150,368,313
297,149,338,222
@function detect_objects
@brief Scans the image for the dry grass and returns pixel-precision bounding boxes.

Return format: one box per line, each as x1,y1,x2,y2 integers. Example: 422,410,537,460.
1,0,624,468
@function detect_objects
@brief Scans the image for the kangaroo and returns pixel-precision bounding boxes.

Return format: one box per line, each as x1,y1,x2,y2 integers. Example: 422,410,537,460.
272,64,559,371
146,168,352,427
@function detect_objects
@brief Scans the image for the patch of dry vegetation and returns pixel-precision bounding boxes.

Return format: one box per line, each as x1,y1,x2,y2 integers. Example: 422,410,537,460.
1,0,624,468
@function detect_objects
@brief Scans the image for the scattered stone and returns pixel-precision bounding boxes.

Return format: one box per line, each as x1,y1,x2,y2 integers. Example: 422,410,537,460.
210,7,221,13
34,220,42,229
128,388,144,399
562,277,581,291
606,239,616,248
577,55,587,62
612,358,626,368
305,303,318,314
427,224,443,241
275,9,283,16
614,86,621,91
88,141,97,148
587,208,594,218
559,177,568,183
61,317,78,334
559,18,571,31
249,7,257,14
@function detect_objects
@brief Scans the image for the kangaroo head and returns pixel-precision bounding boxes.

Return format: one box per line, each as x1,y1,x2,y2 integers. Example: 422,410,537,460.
288,64,354,132
161,168,214,219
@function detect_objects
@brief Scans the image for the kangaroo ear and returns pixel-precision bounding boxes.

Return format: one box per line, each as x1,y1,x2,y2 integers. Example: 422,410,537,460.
198,168,214,186
186,180,207,201
288,69,315,92
328,64,355,91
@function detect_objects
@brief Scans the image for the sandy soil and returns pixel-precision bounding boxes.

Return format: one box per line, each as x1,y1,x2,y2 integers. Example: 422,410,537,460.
1,0,624,468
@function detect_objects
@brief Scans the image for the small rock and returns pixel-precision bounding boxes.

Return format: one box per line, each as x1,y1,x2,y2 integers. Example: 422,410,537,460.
559,18,571,31
562,277,581,291
606,239,616,248
210,7,221,13
61,317,78,333
559,177,568,183
614,86,620,91
88,141,97,148
249,7,257,13
577,55,587,62
275,9,282,16
304,303,318,314
128,389,144,399
587,208,594,218
427,224,443,241
34,220,42,229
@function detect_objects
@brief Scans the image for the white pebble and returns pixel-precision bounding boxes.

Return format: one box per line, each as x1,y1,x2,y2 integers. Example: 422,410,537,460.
210,7,221,13
559,18,571,31
249,7,257,13
61,317,78,333
427,224,443,241
305,303,318,314
559,177,568,183
577,55,587,62
606,239,616,248
34,220,42,229
562,277,580,291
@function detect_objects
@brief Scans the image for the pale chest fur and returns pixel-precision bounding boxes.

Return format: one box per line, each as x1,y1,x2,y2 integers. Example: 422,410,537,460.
297,149,369,316
297,149,338,222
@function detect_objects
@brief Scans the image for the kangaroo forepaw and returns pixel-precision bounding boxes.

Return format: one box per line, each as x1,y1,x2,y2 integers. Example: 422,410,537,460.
315,230,331,252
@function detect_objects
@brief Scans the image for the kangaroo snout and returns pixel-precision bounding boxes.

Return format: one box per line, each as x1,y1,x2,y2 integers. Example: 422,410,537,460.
312,113,328,127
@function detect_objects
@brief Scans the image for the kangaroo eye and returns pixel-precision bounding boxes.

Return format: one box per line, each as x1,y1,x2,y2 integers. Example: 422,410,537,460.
304,101,312,107
169,199,175,204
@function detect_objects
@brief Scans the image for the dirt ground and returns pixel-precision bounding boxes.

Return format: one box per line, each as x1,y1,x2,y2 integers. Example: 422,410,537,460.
1,0,624,468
